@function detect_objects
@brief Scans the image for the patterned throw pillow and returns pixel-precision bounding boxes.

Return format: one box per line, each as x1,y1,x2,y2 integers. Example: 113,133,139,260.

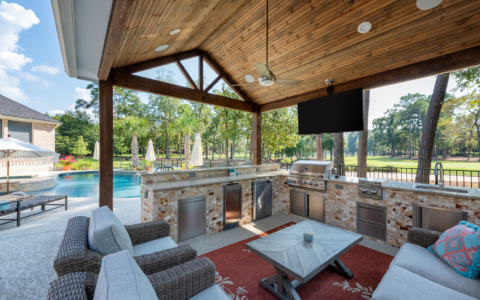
428,221,480,279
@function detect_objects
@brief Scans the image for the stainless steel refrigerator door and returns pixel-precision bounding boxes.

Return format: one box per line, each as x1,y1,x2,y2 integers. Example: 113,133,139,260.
290,189,306,217
252,180,273,220
178,196,206,243
307,194,325,223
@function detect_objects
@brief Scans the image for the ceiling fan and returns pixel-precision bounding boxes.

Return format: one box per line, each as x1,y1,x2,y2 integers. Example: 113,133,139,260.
233,0,303,88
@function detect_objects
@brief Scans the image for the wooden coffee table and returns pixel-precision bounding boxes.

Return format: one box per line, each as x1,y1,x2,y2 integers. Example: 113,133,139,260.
246,220,363,300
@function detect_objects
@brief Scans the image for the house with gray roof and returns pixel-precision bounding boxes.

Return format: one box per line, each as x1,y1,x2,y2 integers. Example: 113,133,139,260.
1,93,61,153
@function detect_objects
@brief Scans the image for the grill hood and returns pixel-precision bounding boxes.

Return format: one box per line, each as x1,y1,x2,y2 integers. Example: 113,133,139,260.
289,160,332,176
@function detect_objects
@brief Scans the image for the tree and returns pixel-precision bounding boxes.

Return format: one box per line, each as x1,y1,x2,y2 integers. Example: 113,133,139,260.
316,134,322,160
71,136,91,156
76,83,146,118
261,107,300,162
358,90,370,177
173,111,197,170
116,117,149,170
416,73,450,183
53,110,98,154
452,67,480,92
147,68,181,159
333,133,344,175
394,93,426,157
449,93,480,161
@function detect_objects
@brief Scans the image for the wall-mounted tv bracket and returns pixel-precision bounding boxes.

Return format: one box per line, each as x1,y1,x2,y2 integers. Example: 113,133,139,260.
325,78,335,95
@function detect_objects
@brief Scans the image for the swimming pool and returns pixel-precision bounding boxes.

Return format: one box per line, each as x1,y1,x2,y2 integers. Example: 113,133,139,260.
28,172,141,198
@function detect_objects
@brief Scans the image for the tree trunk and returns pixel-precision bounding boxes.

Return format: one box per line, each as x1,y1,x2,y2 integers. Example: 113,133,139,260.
212,143,215,160
334,133,345,175
477,126,480,162
316,134,323,161
184,133,191,170
179,134,183,161
467,144,471,161
165,131,170,159
205,142,209,159
132,134,139,169
225,111,229,162
357,90,370,177
442,141,446,159
415,73,450,183
408,112,412,158
245,141,248,161
230,143,235,160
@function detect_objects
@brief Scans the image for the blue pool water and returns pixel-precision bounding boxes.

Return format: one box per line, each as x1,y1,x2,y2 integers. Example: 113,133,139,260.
29,172,141,198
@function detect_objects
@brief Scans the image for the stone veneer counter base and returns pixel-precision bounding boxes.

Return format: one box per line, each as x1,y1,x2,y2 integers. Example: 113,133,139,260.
141,167,480,248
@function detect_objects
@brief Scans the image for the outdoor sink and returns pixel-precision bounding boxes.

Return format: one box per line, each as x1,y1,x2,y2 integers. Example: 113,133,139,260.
413,185,469,194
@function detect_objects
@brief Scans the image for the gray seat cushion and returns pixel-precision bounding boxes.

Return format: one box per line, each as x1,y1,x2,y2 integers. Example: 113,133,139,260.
133,236,177,256
189,285,230,300
391,243,480,298
88,206,134,256
93,250,158,300
372,266,476,300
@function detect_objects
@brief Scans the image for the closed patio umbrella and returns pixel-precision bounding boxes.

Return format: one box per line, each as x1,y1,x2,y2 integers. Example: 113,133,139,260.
0,138,59,194
93,141,100,160
145,139,156,162
190,133,203,167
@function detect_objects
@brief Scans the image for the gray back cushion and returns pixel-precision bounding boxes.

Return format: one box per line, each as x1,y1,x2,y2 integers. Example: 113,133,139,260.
93,250,158,300
88,206,134,256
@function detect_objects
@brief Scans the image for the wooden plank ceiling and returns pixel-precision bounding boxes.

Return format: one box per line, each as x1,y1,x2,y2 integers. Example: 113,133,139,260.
113,0,480,105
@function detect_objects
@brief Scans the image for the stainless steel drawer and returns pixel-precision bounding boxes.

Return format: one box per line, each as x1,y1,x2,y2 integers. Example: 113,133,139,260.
358,206,384,224
357,220,385,241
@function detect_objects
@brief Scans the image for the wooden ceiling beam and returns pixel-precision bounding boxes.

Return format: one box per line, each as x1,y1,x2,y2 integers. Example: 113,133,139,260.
201,51,254,103
175,60,199,90
98,0,134,81
204,75,222,93
115,49,202,74
260,45,480,112
112,71,255,113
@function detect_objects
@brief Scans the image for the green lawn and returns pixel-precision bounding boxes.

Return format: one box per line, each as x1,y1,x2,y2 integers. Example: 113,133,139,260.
343,156,480,171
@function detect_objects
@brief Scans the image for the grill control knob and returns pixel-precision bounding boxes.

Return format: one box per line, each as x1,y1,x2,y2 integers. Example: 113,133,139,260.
361,188,368,193
372,189,378,194
314,182,318,186
308,181,312,185
302,181,306,184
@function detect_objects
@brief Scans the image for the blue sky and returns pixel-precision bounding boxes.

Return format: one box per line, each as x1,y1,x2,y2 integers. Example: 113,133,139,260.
0,1,466,129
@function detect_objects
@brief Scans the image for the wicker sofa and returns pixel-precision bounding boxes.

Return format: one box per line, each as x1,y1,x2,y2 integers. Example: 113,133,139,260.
47,257,230,300
53,216,197,277
372,227,480,300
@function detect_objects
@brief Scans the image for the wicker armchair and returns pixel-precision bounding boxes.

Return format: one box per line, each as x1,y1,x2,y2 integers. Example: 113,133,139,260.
47,257,216,300
53,216,197,277
407,227,442,248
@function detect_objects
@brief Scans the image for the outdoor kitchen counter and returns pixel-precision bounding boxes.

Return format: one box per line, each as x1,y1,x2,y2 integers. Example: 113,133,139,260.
142,170,289,192
324,176,480,200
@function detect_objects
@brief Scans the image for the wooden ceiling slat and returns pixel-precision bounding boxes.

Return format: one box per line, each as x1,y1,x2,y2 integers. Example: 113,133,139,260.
231,0,476,100
250,11,480,101
109,0,480,105
219,0,449,79
260,45,480,111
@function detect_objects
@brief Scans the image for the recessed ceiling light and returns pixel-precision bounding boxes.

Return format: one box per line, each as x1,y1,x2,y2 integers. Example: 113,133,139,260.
170,29,181,35
417,0,443,10
155,45,169,52
245,74,254,83
357,22,372,34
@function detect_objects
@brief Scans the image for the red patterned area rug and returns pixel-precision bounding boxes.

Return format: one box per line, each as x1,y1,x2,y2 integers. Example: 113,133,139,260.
199,222,394,300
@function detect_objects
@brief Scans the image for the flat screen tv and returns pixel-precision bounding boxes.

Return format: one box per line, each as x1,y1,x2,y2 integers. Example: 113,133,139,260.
298,88,364,135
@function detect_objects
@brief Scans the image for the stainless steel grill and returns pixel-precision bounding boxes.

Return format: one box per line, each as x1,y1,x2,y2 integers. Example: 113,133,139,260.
287,160,332,192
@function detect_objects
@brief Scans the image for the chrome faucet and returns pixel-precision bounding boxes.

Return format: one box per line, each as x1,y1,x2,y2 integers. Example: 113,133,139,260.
434,162,444,187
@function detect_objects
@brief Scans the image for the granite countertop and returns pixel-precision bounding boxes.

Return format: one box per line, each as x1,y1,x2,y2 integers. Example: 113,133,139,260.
382,180,480,200
142,171,289,191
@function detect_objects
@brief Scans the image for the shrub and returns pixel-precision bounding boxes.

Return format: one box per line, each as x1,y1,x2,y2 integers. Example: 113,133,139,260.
59,156,76,166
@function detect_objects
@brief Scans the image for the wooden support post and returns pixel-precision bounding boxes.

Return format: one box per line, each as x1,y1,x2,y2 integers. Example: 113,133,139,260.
251,105,262,165
99,75,114,210
199,53,204,92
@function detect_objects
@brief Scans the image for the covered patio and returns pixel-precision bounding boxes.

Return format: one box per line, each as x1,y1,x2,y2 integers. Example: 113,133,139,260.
23,0,480,299
52,0,480,210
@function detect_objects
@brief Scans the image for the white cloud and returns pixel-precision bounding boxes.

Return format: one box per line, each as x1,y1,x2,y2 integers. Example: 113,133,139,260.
31,64,59,75
75,87,92,102
48,109,65,115
0,1,39,102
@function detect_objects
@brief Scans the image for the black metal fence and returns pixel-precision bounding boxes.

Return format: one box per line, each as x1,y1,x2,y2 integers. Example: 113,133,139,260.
279,163,480,189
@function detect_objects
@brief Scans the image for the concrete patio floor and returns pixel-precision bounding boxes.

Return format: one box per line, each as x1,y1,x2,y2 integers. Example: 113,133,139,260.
0,197,398,300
